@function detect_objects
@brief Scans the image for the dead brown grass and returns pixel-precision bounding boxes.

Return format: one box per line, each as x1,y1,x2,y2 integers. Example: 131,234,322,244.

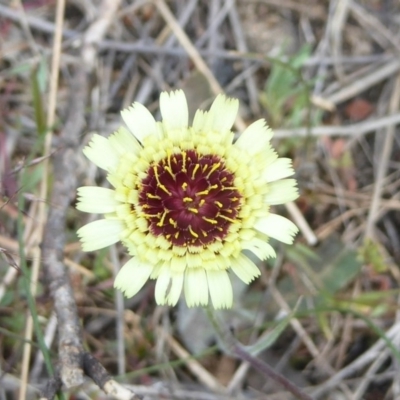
1,1,400,399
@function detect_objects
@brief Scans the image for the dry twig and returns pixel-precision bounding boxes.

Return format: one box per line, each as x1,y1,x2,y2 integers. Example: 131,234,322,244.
36,0,139,398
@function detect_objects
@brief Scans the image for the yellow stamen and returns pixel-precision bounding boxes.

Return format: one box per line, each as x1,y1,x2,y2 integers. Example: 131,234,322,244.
219,215,237,223
183,197,193,202
188,208,198,214
214,201,223,208
191,164,200,179
169,218,177,228
154,166,171,195
222,186,236,191
174,232,179,239
207,163,221,178
157,210,168,227
197,189,209,196
202,217,217,225
147,193,161,200
165,165,174,178
182,151,187,172
143,213,159,219
182,182,188,190
167,150,173,170
201,230,208,237
199,199,205,207
189,226,199,238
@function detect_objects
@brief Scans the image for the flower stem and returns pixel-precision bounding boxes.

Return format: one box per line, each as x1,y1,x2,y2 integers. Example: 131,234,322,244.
206,306,313,400
232,344,313,400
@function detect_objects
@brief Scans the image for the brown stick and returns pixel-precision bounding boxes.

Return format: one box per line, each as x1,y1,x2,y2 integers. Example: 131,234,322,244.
41,65,87,389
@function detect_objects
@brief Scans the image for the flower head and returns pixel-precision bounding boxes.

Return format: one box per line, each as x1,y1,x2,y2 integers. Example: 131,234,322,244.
77,90,298,309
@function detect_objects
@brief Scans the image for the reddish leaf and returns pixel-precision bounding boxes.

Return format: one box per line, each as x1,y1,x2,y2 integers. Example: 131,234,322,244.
345,98,374,121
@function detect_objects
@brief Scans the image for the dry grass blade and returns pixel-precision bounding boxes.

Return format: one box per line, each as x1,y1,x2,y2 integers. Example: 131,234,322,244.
19,0,66,398
1,1,400,399
365,74,400,239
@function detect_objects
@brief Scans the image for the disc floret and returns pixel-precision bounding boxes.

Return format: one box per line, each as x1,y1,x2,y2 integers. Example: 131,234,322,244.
139,149,242,247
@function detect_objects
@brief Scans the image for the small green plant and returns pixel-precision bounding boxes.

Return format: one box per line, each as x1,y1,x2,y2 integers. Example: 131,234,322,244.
260,45,317,129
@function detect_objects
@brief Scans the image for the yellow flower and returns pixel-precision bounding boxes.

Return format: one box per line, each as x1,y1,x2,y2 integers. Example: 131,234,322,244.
77,90,298,309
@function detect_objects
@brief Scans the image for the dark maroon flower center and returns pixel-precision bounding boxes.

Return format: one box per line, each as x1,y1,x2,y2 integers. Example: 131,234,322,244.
138,150,242,246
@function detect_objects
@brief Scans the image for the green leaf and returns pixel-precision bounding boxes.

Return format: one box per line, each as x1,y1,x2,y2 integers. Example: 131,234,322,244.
358,238,387,273
261,44,314,128
9,62,32,76
287,236,363,296
37,57,48,93
31,63,47,136
245,299,302,355
20,164,44,193
94,248,112,281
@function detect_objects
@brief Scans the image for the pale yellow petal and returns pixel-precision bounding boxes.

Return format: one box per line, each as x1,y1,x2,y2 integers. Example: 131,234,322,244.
235,119,273,154
241,237,276,260
83,134,119,171
207,270,233,309
108,126,142,156
114,258,153,298
154,266,184,305
204,94,238,132
263,158,295,182
171,256,187,273
76,187,119,214
121,102,158,143
155,267,170,305
167,273,184,305
184,268,208,307
77,219,124,251
254,214,298,244
230,253,260,284
264,179,299,205
160,90,188,130
192,109,207,131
